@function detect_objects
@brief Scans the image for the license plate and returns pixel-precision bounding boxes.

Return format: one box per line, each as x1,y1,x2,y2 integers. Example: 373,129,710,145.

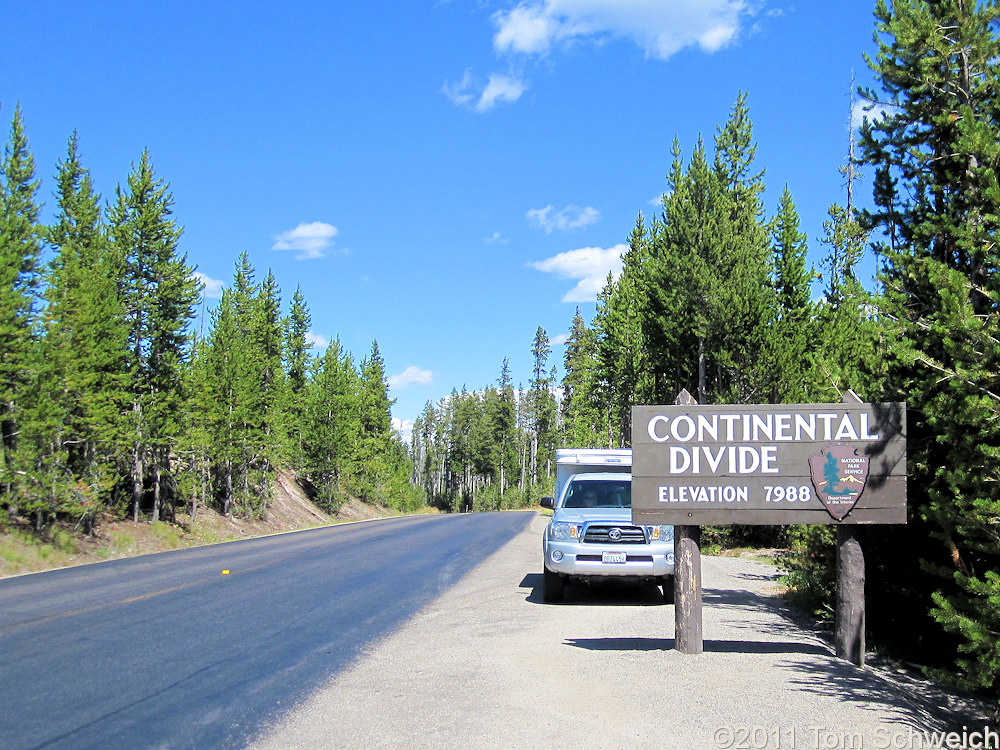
602,551,626,564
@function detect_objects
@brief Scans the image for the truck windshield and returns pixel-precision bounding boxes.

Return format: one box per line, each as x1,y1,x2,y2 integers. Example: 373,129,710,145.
562,480,631,509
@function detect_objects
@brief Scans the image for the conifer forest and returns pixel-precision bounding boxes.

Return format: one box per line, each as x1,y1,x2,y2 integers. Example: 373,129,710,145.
3,0,1000,703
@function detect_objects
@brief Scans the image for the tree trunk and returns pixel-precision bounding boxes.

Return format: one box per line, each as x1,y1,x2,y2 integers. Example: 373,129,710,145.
223,460,232,516
152,460,161,523
698,337,706,404
131,444,143,523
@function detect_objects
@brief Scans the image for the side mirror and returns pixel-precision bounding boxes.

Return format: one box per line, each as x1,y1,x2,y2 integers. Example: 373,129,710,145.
540,497,554,509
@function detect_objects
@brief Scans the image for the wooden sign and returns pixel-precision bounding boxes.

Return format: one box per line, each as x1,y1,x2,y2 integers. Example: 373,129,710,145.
631,402,906,525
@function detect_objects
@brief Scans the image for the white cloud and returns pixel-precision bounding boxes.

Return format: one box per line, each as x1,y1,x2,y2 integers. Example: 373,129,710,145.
484,230,509,244
442,70,477,109
527,204,601,233
492,0,756,60
479,74,527,110
550,333,570,346
271,221,339,260
529,243,627,303
493,3,555,55
443,70,527,112
388,365,434,390
305,331,329,350
192,271,224,299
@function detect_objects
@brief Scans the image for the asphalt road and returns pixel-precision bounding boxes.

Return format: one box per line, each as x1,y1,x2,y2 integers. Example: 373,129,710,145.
0,511,534,750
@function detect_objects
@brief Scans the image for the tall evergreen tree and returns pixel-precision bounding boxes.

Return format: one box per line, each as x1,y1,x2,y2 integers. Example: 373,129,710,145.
710,93,778,403
771,186,812,315
641,97,777,407
489,359,519,494
108,149,198,521
249,269,285,515
356,341,399,504
813,201,883,401
41,132,127,525
595,215,653,447
203,254,277,517
561,308,603,448
302,339,361,511
0,105,43,517
527,327,556,484
283,286,311,470
765,186,816,403
860,0,1000,696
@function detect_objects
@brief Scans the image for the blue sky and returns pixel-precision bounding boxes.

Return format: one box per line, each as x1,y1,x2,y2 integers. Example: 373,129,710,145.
3,1,885,436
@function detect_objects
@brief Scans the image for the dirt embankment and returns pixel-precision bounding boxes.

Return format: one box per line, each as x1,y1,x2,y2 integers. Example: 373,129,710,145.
0,469,400,578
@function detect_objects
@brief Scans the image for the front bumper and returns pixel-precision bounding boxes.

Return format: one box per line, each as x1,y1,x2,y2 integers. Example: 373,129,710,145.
543,538,675,579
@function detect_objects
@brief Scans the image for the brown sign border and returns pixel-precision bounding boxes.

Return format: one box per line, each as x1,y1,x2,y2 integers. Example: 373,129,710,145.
631,402,907,526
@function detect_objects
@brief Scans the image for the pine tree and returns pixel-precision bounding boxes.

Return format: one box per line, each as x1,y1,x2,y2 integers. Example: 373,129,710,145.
356,341,400,506
180,334,213,522
640,95,777,406
41,132,127,526
249,270,285,515
813,202,883,401
108,149,198,522
358,341,394,456
493,359,518,494
771,186,813,316
765,186,816,403
205,281,242,516
0,105,43,519
642,137,717,403
203,254,280,517
860,0,1000,696
710,93,778,404
283,286,311,471
562,308,603,448
595,215,653,446
527,327,556,485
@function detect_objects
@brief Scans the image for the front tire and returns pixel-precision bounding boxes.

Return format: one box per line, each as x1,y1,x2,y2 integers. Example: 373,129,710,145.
543,567,565,603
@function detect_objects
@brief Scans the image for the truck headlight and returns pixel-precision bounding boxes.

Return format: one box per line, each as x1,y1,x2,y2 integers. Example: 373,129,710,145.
550,522,581,540
646,525,674,543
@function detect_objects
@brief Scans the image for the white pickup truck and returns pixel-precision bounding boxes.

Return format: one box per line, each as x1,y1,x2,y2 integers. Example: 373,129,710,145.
540,448,675,603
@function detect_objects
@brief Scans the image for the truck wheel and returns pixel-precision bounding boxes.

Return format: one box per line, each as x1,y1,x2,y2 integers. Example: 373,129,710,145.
661,577,675,604
543,567,565,603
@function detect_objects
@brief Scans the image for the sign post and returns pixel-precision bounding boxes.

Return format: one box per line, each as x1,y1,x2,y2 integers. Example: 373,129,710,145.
631,397,906,665
836,391,867,666
672,389,702,655
836,525,865,665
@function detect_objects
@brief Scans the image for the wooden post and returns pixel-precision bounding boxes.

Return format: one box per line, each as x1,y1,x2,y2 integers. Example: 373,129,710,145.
836,525,865,666
673,389,703,654
674,525,703,654
836,389,866,666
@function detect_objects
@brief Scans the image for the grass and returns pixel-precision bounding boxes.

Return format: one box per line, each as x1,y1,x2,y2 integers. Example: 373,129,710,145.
0,528,80,577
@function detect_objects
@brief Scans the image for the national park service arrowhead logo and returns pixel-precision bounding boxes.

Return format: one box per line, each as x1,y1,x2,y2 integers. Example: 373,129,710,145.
808,444,870,520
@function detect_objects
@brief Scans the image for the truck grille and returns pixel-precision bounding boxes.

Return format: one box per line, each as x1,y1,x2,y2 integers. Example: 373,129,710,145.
583,525,646,544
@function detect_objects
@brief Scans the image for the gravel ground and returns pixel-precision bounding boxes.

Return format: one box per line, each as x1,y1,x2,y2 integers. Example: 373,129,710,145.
250,513,991,750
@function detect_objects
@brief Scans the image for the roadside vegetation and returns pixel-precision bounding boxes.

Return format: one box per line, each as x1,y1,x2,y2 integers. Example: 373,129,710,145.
2,0,999,706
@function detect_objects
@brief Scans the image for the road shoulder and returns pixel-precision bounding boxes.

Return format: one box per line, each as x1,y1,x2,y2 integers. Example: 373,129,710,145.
250,513,990,750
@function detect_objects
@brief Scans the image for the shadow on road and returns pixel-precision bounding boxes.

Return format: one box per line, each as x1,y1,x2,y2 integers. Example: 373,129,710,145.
779,655,991,732
519,573,666,606
563,636,830,656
